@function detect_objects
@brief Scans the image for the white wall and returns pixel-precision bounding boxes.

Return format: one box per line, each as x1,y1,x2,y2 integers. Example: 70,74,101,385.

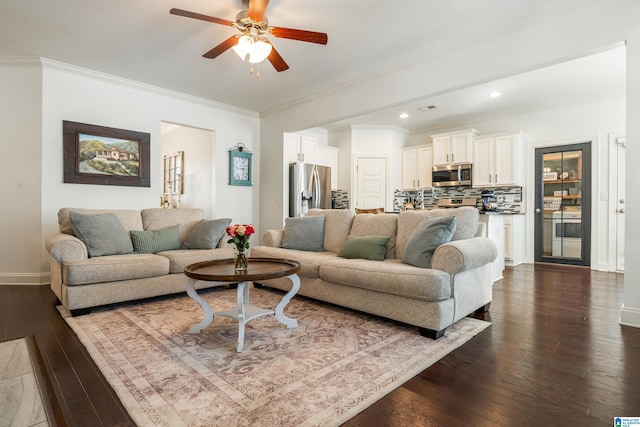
259,0,640,326
621,20,640,327
0,63,45,284
0,59,260,284
161,125,215,217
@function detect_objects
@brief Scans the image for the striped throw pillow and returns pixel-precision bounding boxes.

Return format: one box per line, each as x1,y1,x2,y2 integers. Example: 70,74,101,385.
130,225,180,254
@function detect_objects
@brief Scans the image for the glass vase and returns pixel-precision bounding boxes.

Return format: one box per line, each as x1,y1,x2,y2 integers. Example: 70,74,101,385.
234,247,248,272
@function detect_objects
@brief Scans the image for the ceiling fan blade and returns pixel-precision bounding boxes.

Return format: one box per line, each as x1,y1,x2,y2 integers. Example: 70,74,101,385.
270,27,328,45
170,8,234,27
267,46,289,72
203,36,238,59
247,0,269,22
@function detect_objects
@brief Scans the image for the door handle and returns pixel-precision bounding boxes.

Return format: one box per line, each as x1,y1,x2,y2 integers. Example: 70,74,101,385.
618,208,625,213
535,208,541,214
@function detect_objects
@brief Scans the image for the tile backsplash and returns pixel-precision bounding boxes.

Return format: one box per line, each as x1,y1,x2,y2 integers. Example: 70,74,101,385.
393,186,524,213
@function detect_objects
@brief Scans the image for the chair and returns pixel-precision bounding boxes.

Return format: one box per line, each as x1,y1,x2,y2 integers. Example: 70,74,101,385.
354,207,384,214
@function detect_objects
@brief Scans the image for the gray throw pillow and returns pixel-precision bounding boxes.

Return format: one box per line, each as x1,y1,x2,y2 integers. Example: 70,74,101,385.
338,235,390,261
281,215,325,252
181,218,232,249
69,211,134,258
402,216,457,268
130,225,181,254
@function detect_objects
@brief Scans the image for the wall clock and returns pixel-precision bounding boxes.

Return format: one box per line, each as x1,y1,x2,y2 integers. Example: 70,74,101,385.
229,150,252,186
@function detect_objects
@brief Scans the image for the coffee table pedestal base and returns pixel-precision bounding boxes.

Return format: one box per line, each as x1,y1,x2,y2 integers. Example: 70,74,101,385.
186,274,300,352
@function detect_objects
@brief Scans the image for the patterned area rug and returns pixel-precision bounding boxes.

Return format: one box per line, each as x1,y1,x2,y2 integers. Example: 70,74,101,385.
62,286,490,426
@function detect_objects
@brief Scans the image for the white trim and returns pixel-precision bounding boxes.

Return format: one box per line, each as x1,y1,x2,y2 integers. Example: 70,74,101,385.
0,273,50,286
27,58,260,119
608,132,626,272
620,305,640,328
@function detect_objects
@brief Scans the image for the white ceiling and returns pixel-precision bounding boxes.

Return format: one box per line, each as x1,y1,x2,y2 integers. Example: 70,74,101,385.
324,46,626,132
0,0,625,129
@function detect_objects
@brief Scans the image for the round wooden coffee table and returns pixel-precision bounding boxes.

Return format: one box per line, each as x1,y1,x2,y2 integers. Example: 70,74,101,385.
184,257,301,352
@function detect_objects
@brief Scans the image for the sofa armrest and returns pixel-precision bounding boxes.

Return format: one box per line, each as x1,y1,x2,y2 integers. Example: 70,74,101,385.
46,233,88,263
261,230,284,247
432,237,497,275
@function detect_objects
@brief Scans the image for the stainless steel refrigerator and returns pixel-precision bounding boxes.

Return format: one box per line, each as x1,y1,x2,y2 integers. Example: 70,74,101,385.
289,163,332,217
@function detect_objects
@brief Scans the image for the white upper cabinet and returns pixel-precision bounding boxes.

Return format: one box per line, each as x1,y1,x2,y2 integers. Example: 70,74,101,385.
473,132,524,187
284,133,317,164
402,145,432,189
431,129,477,166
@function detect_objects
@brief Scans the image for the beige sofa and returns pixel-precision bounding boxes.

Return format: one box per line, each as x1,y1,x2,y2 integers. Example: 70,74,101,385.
251,207,497,339
46,208,234,314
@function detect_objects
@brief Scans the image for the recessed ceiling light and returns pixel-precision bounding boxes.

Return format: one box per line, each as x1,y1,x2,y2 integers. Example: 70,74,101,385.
399,113,409,119
489,91,502,98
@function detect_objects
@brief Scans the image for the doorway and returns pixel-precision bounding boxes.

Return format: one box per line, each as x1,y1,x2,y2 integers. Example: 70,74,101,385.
534,142,592,266
161,122,216,217
613,135,626,271
355,157,387,210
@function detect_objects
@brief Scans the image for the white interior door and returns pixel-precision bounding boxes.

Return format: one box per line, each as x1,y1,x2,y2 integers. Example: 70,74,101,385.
616,136,626,271
356,157,387,210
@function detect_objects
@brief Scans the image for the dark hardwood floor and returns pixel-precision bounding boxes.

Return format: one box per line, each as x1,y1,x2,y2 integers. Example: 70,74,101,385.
1,263,638,426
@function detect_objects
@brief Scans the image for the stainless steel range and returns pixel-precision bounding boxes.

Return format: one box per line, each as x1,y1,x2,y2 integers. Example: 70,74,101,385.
436,198,477,209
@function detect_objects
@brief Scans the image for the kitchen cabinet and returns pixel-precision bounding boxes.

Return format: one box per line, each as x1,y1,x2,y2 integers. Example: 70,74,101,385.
284,133,317,164
504,214,524,266
479,214,505,283
431,129,477,166
473,132,524,187
402,145,432,189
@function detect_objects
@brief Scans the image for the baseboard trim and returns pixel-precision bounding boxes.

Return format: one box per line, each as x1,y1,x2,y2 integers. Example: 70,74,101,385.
620,305,640,328
0,273,50,286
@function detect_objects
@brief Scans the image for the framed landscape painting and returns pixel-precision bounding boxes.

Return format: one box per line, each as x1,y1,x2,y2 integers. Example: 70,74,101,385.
63,121,150,187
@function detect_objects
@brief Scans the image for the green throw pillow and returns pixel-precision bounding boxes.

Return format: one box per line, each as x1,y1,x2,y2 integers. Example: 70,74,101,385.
130,225,181,254
69,211,134,258
281,215,325,251
181,218,232,249
402,216,457,268
338,235,390,261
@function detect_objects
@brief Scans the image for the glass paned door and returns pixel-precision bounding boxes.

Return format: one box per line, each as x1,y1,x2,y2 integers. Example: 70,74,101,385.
534,143,591,266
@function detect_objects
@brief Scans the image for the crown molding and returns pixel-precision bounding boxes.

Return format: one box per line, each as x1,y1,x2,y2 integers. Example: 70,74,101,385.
0,57,43,67
0,56,259,118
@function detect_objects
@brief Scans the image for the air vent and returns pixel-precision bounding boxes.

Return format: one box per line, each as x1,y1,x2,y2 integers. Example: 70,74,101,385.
417,105,438,111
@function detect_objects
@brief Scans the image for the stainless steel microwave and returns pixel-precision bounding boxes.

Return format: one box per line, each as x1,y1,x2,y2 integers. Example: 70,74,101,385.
432,163,472,187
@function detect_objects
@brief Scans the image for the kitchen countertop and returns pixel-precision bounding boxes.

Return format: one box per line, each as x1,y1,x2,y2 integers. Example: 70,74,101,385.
480,211,525,215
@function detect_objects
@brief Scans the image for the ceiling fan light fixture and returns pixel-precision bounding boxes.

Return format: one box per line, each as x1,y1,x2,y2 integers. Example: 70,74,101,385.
232,34,254,61
249,38,272,63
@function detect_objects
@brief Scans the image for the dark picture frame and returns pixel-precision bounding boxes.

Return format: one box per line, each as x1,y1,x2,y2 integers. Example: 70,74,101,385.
63,121,150,187
229,150,252,186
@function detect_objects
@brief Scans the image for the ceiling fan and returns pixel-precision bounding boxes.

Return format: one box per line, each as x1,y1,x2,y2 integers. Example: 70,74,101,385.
170,0,328,74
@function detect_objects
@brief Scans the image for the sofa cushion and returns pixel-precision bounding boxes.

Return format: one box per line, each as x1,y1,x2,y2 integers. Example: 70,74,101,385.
160,247,235,274
396,207,478,260
69,211,134,257
141,208,207,242
319,258,451,302
59,208,143,235
63,253,169,286
338,236,390,261
250,245,339,278
402,216,457,268
307,209,355,253
130,225,181,254
349,213,398,258
281,215,325,251
181,218,232,249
